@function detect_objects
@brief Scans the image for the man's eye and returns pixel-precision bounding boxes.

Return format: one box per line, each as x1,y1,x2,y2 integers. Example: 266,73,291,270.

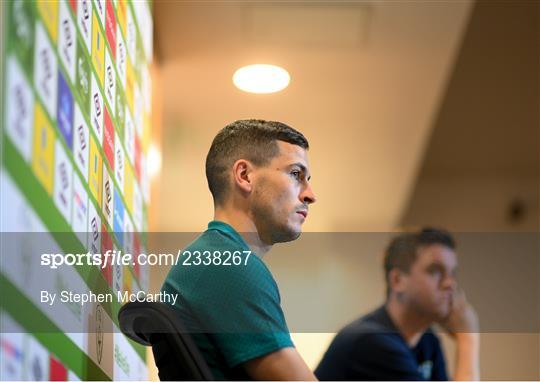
427,267,442,277
426,271,441,283
291,171,301,179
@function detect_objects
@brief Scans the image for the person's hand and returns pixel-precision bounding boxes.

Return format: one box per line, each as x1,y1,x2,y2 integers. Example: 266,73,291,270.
440,290,481,381
439,289,479,337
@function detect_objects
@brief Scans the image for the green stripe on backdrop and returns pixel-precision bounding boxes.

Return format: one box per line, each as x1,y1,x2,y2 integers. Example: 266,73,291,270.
0,274,111,380
2,134,146,362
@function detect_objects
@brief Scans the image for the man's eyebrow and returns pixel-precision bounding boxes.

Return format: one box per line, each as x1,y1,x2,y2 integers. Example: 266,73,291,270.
426,262,456,275
288,163,311,181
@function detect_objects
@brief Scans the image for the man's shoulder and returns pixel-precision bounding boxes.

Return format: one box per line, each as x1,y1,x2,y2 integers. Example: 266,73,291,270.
338,309,444,353
316,307,410,380
332,307,406,352
341,306,395,334
165,227,275,297
317,307,447,381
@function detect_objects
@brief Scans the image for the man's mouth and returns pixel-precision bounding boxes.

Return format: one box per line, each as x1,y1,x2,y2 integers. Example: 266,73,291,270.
297,210,308,219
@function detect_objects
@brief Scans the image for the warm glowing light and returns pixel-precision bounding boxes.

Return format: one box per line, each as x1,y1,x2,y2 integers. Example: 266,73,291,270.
233,64,290,94
148,144,162,178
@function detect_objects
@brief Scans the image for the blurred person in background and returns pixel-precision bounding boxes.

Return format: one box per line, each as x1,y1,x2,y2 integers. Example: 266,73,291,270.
162,120,318,380
315,228,480,381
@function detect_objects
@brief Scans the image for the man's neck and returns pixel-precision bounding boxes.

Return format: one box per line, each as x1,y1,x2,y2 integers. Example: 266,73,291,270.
214,206,272,257
385,298,432,348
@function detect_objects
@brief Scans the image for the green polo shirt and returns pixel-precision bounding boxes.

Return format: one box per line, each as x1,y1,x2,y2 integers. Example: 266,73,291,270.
161,221,294,380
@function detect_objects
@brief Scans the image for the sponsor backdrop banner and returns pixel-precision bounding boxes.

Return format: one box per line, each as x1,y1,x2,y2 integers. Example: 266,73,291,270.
2,0,153,379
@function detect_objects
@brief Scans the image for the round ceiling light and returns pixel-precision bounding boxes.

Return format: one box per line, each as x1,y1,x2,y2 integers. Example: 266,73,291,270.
233,64,290,94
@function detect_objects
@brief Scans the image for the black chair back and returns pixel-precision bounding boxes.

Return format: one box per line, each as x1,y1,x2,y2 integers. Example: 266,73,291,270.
118,301,214,381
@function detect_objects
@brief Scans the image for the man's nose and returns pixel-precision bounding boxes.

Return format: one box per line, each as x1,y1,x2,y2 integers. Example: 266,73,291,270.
441,274,457,291
300,183,317,205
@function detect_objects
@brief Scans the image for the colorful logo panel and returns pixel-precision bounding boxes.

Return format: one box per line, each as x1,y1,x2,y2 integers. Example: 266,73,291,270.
94,0,106,27
76,39,91,115
105,0,117,59
113,188,124,247
32,103,55,195
88,134,103,205
114,133,125,193
77,0,93,52
37,1,58,43
87,199,101,253
72,174,89,245
104,50,116,115
103,108,115,170
57,71,74,150
53,140,73,224
34,23,58,120
8,0,35,73
6,56,35,163
90,74,104,143
73,104,90,181
58,1,76,83
123,164,134,214
91,13,105,86
102,166,114,228
116,26,127,88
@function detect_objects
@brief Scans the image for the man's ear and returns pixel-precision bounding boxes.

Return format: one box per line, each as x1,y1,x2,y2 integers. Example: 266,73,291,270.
389,268,407,295
232,159,254,194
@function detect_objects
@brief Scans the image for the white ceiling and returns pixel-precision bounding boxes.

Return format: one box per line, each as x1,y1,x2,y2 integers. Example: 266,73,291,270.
152,1,474,232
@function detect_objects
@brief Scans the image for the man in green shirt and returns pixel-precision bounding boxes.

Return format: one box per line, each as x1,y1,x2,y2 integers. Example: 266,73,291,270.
162,120,317,380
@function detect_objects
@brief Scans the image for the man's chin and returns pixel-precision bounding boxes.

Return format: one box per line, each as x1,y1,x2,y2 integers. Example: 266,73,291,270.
434,305,451,321
418,303,449,322
272,227,302,243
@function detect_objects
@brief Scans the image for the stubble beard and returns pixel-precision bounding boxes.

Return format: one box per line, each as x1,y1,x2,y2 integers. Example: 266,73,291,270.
252,203,301,244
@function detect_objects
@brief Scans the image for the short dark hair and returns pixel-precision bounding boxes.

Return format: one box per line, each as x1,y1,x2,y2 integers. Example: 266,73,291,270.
383,227,456,297
205,119,309,205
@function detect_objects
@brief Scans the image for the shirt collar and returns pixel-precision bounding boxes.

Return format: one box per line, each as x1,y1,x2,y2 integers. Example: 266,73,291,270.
207,220,250,250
